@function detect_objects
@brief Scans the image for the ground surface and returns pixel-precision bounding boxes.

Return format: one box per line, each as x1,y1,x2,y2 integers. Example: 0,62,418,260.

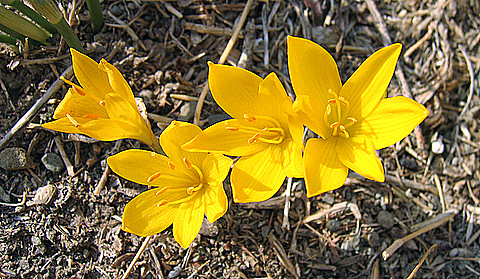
1,0,480,278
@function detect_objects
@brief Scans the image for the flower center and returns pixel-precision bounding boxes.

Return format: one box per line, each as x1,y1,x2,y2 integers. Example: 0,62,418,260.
146,155,205,207
226,114,286,144
324,89,357,138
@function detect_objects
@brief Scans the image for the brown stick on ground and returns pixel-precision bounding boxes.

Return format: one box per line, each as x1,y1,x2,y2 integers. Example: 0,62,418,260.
0,66,74,151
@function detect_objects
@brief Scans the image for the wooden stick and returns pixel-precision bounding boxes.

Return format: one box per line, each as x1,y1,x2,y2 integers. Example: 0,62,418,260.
406,244,438,279
121,235,152,279
193,0,254,125
0,66,73,150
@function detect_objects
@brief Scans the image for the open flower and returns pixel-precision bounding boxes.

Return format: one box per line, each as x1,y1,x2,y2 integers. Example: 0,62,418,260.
288,36,428,197
183,63,303,203
107,121,233,249
42,49,160,152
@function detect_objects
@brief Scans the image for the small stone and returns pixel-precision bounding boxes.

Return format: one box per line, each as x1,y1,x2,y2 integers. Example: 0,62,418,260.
340,236,361,252
177,101,196,121
0,147,33,170
109,5,122,16
322,193,335,205
431,139,444,154
377,211,395,229
367,231,380,247
41,153,64,173
326,220,342,232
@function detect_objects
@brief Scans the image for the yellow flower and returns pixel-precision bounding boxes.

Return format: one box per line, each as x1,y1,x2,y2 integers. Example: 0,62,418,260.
183,63,303,203
107,121,233,249
42,49,160,152
288,36,428,197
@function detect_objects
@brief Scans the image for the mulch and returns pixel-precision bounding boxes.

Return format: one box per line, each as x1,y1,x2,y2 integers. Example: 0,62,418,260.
1,0,480,278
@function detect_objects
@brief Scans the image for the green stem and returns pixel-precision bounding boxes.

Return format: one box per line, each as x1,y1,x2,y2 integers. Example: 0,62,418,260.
8,0,57,34
85,0,104,33
53,17,85,53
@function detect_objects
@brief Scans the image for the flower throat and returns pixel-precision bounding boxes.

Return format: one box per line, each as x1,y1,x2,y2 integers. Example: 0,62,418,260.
324,89,357,138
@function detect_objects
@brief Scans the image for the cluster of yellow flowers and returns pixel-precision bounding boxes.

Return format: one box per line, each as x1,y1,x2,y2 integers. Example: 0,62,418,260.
43,36,428,249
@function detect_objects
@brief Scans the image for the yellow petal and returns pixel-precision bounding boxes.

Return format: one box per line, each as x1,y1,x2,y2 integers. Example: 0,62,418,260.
350,96,429,149
282,140,304,178
78,119,141,142
99,59,137,108
341,43,402,120
122,188,179,237
104,93,155,145
160,121,206,168
336,137,384,182
201,153,233,185
203,182,228,223
208,62,263,119
70,49,113,100
231,145,285,203
288,114,304,149
304,138,349,197
53,88,108,119
107,149,196,187
293,95,329,138
42,117,85,134
287,36,342,111
256,72,291,125
173,196,205,249
182,119,269,157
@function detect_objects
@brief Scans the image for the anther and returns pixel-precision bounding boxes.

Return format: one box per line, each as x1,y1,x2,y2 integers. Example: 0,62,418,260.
339,96,348,106
248,133,261,143
155,186,170,195
157,200,168,207
66,114,80,127
226,127,240,131
168,161,176,170
61,77,87,96
147,171,162,182
243,114,256,122
347,117,357,123
329,122,340,128
83,113,100,119
327,99,336,104
183,158,192,169
326,104,332,115
187,186,195,195
99,100,106,107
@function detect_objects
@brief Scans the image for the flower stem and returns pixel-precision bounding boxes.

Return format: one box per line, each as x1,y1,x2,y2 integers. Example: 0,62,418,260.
85,0,104,33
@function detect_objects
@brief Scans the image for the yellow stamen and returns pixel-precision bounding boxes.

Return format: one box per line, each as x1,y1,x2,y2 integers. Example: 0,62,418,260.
157,200,168,207
168,161,176,170
155,186,170,195
147,171,162,182
226,127,240,131
66,113,79,127
243,114,256,122
248,132,262,143
339,125,350,138
329,122,339,128
183,158,192,169
61,77,87,96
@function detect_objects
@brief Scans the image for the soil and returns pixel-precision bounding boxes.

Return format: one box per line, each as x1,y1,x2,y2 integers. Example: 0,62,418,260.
1,0,480,278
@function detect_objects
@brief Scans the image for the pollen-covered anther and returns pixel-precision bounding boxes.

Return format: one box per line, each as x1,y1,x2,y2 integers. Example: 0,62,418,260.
147,171,162,182
99,100,106,107
61,77,87,96
66,113,80,127
327,99,336,104
157,200,168,207
155,186,170,195
167,161,176,170
186,186,195,195
243,114,256,123
347,117,357,123
226,127,240,131
248,132,262,144
183,158,192,169
329,122,340,129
